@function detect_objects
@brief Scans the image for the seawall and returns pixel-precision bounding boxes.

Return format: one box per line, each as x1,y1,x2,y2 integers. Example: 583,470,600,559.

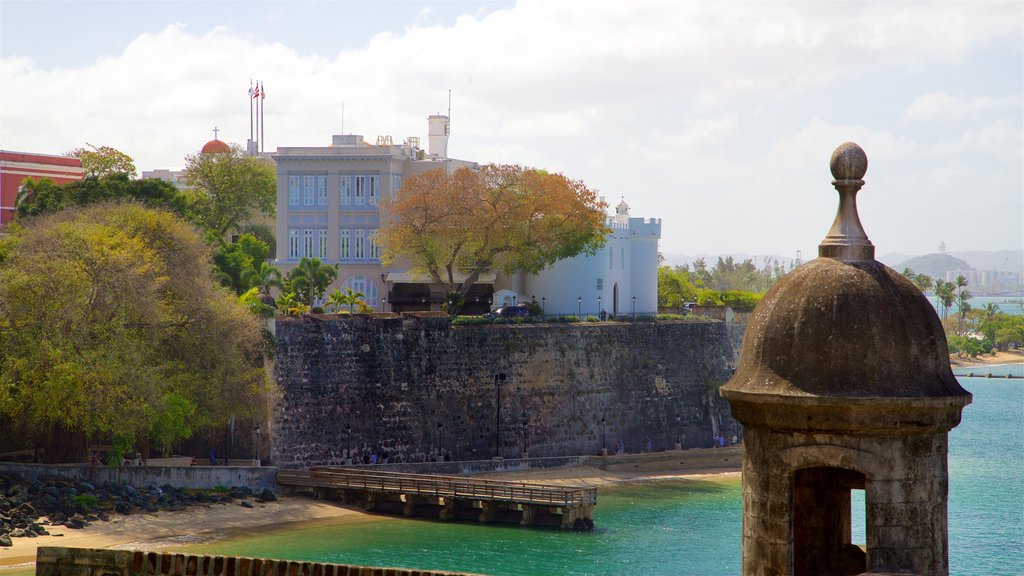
36,547,481,576
272,316,741,468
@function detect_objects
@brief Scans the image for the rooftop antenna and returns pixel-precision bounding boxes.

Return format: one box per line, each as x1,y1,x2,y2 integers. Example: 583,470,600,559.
445,89,452,174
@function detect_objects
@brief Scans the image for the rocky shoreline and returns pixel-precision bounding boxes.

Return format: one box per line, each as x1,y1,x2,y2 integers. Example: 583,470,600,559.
0,472,276,548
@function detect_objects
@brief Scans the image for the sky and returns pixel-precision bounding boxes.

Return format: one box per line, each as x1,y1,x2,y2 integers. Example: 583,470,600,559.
1,0,1022,262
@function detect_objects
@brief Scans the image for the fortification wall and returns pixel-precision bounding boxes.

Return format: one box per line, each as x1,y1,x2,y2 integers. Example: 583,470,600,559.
272,317,740,468
36,547,479,576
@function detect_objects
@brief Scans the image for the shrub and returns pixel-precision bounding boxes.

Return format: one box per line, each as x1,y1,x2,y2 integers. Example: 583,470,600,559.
656,314,684,321
310,305,325,314
452,315,490,326
71,494,100,512
584,315,600,322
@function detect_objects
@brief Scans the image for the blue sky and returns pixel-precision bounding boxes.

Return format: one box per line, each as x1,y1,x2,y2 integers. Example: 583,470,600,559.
1,0,1021,260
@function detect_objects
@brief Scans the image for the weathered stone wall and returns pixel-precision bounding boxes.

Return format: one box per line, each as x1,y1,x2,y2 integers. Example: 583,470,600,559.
271,317,740,468
36,547,480,576
0,463,275,490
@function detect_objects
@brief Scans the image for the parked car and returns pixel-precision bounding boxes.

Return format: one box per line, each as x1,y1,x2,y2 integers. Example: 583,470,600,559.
484,304,531,320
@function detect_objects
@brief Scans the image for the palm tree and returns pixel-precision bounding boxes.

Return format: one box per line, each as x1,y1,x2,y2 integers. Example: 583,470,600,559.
283,257,338,306
275,292,309,316
934,280,955,320
982,302,1000,320
912,273,933,294
242,261,283,296
327,288,366,314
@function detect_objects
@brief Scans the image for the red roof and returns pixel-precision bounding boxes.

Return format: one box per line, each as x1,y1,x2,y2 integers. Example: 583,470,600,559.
201,139,231,154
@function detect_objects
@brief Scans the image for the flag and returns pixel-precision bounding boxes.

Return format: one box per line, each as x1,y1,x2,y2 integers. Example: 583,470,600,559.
248,85,254,98
253,83,260,99
260,82,265,100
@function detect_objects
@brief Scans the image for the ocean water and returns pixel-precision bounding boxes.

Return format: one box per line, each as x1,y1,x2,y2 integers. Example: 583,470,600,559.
191,366,1023,576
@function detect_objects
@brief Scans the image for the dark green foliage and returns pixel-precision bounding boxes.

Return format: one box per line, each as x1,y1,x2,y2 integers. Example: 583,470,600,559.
452,316,492,326
283,257,338,305
212,234,271,295
15,174,190,220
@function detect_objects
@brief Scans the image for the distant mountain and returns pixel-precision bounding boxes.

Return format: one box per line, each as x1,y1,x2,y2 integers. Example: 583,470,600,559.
950,250,1023,273
661,253,794,269
895,254,973,280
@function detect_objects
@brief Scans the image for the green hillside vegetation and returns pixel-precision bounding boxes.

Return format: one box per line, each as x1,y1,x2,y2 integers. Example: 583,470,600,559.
896,253,972,280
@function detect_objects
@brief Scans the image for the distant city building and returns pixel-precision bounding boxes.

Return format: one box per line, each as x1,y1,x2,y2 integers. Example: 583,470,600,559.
945,268,1024,294
0,150,85,229
271,116,662,315
140,168,186,189
270,115,480,311
499,198,661,317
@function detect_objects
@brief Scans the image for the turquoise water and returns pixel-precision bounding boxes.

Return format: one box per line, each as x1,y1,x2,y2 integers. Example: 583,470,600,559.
930,295,1024,316
193,366,1023,575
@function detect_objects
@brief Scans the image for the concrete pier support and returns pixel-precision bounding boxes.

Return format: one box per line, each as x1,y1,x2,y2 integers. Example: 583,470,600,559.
439,498,456,521
478,501,495,524
520,504,536,526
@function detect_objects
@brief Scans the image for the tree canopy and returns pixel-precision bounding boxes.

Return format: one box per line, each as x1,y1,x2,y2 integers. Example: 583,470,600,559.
283,257,338,305
0,203,272,459
67,144,136,178
15,173,189,220
182,144,276,236
379,165,608,298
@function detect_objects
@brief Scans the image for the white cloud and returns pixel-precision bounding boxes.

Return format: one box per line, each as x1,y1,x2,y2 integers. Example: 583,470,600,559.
0,0,1020,255
904,92,1022,122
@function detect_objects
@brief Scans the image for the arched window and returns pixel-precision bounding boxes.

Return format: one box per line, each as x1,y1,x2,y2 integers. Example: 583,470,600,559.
341,275,378,307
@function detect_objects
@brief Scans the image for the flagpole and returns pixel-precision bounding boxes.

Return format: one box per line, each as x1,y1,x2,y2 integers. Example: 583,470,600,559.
249,80,254,146
260,82,265,154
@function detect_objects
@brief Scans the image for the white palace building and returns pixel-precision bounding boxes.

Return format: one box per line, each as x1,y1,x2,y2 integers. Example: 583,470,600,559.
271,115,661,316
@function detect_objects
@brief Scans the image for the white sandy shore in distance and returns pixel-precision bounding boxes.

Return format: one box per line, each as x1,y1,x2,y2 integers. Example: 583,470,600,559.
949,349,1024,367
0,459,739,572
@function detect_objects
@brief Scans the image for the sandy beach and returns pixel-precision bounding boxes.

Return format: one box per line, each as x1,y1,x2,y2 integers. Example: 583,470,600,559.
948,349,1024,367
0,457,739,573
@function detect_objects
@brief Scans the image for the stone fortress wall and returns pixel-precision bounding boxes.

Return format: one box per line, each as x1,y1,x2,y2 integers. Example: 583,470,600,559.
271,315,744,469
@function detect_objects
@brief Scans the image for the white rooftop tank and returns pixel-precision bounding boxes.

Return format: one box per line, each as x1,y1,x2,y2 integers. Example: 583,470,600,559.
427,115,450,158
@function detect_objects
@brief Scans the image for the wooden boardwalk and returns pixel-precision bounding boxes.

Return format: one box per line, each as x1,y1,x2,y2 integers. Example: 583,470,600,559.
277,467,597,530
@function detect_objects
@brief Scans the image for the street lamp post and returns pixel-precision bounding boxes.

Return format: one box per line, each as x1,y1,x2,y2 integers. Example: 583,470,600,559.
598,295,602,319
675,413,682,450
601,416,607,456
345,423,352,464
541,297,546,320
494,373,506,458
577,296,582,321
437,422,444,460
382,297,387,313
632,296,636,318
521,411,529,458
253,423,261,463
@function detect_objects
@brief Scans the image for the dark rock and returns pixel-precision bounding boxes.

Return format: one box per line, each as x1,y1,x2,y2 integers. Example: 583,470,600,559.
0,534,11,547
257,489,277,502
65,516,87,529
10,528,26,537
240,501,255,509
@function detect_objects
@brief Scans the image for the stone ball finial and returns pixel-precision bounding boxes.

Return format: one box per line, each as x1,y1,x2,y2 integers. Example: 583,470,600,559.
830,141,868,181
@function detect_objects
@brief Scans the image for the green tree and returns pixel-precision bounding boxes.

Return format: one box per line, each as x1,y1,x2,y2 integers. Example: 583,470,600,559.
658,265,699,309
954,275,972,332
326,288,366,314
212,234,271,294
15,174,189,220
0,203,271,461
934,280,955,320
275,292,308,316
379,164,608,299
242,261,283,296
283,257,338,305
67,144,137,178
182,144,276,236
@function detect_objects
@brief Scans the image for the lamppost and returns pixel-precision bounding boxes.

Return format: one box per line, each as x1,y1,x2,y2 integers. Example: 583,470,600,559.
632,295,636,318
577,296,582,321
597,295,602,318
382,297,387,313
345,423,352,464
437,422,444,460
253,423,261,463
421,296,426,311
521,410,529,458
601,416,607,455
493,373,506,458
541,297,546,320
675,413,682,450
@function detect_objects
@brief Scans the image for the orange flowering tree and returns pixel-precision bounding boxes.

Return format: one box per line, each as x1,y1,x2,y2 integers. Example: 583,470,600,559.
379,164,608,301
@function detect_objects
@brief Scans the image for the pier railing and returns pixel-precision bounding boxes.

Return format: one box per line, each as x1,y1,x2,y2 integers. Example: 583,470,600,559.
277,467,597,507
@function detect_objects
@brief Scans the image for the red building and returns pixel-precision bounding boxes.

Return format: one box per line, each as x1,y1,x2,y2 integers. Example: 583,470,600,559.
0,150,85,228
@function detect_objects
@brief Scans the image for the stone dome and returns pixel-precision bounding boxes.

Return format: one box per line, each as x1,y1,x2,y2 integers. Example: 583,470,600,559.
725,257,966,399
721,142,969,404
201,139,231,154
